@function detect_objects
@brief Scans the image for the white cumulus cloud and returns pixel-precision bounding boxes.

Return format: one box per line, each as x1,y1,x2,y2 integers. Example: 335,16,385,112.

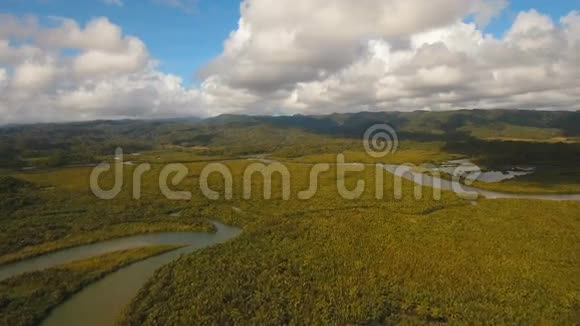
200,2,580,115
0,1,579,124
101,0,124,6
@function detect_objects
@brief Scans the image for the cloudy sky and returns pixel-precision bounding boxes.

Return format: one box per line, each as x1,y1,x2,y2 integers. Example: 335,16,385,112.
0,0,579,124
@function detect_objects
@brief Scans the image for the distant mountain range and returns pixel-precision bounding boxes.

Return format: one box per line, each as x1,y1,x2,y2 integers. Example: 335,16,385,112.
202,110,580,137
1,110,579,169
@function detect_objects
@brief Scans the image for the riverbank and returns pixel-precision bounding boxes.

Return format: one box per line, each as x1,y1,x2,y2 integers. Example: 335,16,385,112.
0,246,183,326
0,220,214,267
41,221,242,326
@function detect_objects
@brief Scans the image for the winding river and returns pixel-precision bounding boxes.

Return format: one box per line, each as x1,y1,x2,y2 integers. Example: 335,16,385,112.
254,158,580,201
382,164,580,201
1,160,579,325
0,221,241,325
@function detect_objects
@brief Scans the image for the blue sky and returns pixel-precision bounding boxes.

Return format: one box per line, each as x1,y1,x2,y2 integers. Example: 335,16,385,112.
487,0,580,36
1,0,579,123
2,0,577,85
1,0,241,85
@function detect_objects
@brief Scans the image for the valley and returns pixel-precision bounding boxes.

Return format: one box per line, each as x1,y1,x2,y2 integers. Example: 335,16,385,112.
0,110,579,325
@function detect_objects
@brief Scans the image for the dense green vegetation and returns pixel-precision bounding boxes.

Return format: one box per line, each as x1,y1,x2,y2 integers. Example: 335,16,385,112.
120,161,580,325
2,110,579,168
0,245,182,326
0,176,37,216
442,138,580,193
0,168,213,265
0,110,579,324
124,205,579,324
3,110,579,196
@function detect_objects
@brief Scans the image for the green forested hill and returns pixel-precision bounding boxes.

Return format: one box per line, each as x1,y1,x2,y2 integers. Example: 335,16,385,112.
1,110,579,168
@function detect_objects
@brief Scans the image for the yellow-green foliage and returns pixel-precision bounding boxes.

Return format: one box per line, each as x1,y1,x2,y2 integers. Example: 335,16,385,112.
464,123,563,141
116,149,229,165
0,246,182,326
281,147,458,165
2,136,580,325
0,221,211,266
0,166,213,264
120,160,580,325
122,199,580,325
